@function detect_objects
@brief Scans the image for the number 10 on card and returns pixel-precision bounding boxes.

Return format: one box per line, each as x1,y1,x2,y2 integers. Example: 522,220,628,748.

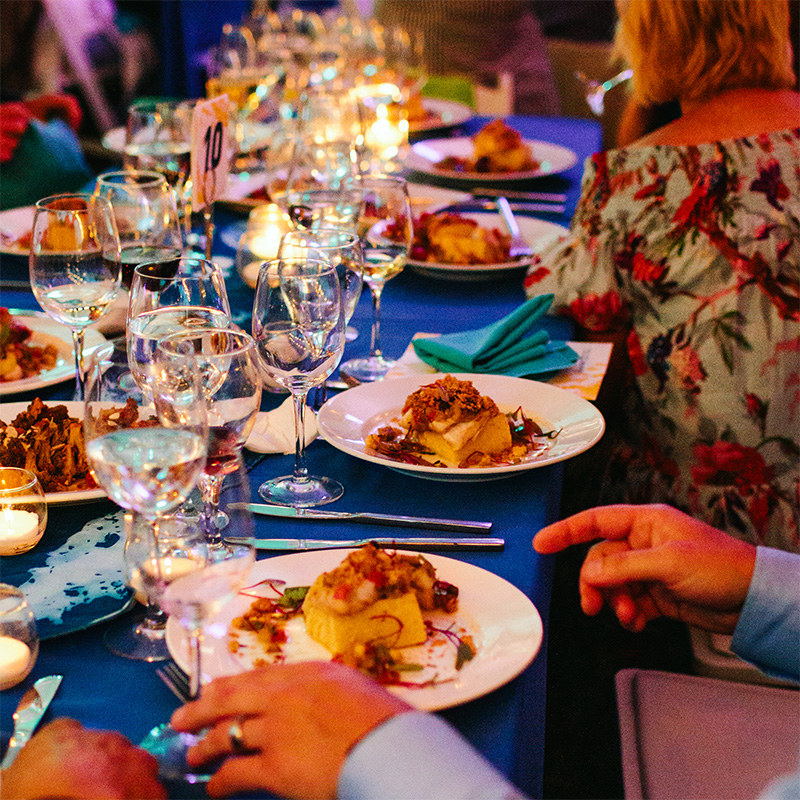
190,96,231,257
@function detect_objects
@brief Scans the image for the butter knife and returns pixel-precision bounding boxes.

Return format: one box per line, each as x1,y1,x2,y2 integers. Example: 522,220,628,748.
1,675,63,768
223,536,504,551
233,503,492,534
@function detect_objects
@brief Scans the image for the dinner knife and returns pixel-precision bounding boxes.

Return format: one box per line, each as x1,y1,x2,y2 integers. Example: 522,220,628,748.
1,674,63,768
442,200,566,215
471,188,567,203
233,503,493,534
223,536,504,551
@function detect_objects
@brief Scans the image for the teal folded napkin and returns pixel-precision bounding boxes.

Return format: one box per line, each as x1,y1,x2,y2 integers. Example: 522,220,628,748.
412,294,579,377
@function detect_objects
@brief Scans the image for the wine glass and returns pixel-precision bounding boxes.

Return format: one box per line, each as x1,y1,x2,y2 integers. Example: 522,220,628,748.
338,174,412,384
94,170,184,290
252,257,345,506
30,193,122,400
156,329,262,546
139,536,255,782
127,257,232,402
84,350,208,661
124,99,194,203
576,67,633,116
107,512,208,662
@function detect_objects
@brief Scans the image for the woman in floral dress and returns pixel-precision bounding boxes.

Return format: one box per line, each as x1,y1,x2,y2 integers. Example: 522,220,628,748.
525,0,799,551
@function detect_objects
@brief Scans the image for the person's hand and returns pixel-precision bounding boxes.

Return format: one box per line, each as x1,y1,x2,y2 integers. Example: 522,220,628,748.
533,504,757,634
171,661,413,800
0,102,31,163
0,717,165,800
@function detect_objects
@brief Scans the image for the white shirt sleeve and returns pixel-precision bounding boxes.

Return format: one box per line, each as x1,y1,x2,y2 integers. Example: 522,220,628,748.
731,547,800,683
338,711,530,800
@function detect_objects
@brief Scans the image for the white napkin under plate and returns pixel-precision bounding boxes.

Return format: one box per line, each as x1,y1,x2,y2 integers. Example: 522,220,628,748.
246,396,318,454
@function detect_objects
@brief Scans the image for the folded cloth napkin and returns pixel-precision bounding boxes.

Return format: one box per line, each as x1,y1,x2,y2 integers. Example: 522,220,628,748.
411,294,579,377
246,396,319,454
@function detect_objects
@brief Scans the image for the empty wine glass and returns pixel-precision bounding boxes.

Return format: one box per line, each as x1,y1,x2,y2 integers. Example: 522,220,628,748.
94,170,184,290
30,193,122,399
139,536,255,782
84,351,208,661
156,329,262,546
127,257,232,402
252,257,345,506
338,174,412,384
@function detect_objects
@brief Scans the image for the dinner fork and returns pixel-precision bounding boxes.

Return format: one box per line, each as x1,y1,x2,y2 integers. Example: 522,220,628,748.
496,197,533,259
156,661,192,703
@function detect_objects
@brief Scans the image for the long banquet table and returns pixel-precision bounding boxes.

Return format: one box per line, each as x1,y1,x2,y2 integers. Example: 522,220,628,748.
0,114,602,798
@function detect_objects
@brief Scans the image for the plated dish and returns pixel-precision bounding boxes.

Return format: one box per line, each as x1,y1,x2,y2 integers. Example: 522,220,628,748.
406,136,578,182
318,373,605,482
0,400,106,504
408,212,568,282
165,549,543,711
0,311,107,397
408,98,473,134
0,205,35,255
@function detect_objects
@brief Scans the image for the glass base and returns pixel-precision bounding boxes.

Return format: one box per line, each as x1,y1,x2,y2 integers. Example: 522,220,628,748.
140,723,216,784
339,355,395,385
103,613,170,662
258,475,344,507
345,324,358,342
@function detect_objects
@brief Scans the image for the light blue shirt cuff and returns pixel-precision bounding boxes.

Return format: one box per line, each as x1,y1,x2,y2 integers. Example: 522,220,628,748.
731,547,800,683
338,711,529,800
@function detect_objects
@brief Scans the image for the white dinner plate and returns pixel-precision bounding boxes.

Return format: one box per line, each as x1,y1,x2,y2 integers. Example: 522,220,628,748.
317,373,605,482
406,136,578,182
0,400,107,505
409,98,473,134
0,311,107,397
408,211,568,282
165,549,543,711
0,205,35,255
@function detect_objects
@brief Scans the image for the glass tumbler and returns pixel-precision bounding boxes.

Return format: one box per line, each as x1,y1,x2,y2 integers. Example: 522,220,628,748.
0,468,47,556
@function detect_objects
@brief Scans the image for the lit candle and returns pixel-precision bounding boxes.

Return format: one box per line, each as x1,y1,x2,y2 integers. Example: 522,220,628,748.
0,636,31,689
0,508,40,555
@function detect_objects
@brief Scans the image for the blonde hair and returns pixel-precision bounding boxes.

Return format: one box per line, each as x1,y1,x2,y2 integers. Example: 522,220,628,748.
615,0,796,106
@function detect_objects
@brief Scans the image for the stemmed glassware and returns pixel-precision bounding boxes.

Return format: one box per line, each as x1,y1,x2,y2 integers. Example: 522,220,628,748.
156,329,262,546
338,174,412,384
127,257,232,403
124,99,194,214
29,193,122,399
94,170,184,290
139,534,255,782
278,228,364,341
252,257,346,506
83,348,209,661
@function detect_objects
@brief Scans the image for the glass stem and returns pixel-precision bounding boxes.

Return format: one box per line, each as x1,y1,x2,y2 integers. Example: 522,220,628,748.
188,626,203,699
292,390,310,484
198,474,223,545
71,328,86,400
369,284,384,359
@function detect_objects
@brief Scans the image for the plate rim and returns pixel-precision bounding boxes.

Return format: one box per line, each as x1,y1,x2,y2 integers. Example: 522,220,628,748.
407,211,568,275
0,205,35,255
165,548,543,711
0,399,107,505
407,135,579,182
409,97,473,133
317,372,605,481
0,310,108,397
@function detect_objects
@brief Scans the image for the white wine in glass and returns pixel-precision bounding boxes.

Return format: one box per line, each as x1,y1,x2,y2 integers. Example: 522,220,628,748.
30,193,122,399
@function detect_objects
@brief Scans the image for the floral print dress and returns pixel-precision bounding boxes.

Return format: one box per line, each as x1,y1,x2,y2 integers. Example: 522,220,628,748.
525,129,800,552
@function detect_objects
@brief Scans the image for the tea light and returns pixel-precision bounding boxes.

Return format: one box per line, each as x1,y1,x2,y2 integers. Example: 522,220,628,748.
237,204,292,288
0,468,47,556
0,636,31,689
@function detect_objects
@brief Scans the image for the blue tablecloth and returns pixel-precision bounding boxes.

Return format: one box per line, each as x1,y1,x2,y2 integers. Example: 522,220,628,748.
0,113,601,798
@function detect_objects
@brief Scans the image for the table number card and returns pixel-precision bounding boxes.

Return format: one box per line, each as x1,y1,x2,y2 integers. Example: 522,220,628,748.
190,95,231,210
